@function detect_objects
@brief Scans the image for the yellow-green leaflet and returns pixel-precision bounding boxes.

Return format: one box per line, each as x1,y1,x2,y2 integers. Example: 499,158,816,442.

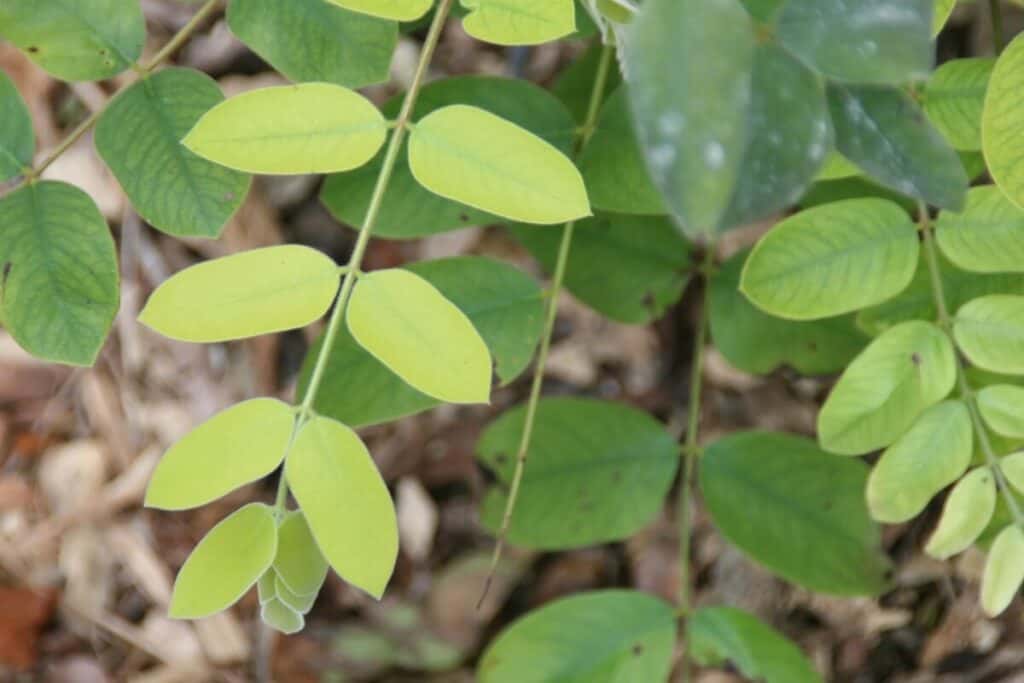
981,525,1024,617
408,105,591,224
925,467,997,559
325,0,432,21
935,185,1024,274
461,0,576,46
933,0,956,36
145,399,294,510
866,401,972,524
982,32,1024,210
953,295,1024,374
183,83,387,175
284,416,398,599
169,503,277,618
139,245,340,342
1001,452,1024,494
274,575,317,613
347,268,492,404
257,571,276,605
261,598,304,634
273,511,329,596
977,385,1024,438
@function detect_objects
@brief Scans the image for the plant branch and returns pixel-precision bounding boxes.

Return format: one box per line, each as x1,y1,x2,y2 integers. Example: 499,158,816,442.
990,0,1006,54
919,204,1024,527
20,0,221,185
478,43,616,607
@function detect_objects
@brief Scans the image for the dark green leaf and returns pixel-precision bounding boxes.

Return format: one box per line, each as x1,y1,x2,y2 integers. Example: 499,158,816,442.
0,71,33,181
552,41,621,124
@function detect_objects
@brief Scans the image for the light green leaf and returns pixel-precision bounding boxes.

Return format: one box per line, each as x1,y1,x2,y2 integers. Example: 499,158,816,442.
227,0,397,88
981,525,1024,617
299,257,543,427
816,151,861,181
96,68,251,238
139,245,340,343
169,503,278,618
285,416,398,599
933,0,956,35
273,511,329,597
740,198,919,320
0,71,33,180
478,590,676,683
461,0,575,45
623,0,755,236
0,0,144,81
408,104,589,224
700,431,891,595
819,321,956,455
925,466,996,559
983,32,1024,211
322,76,576,238
578,87,665,216
866,401,972,523
828,84,968,211
978,386,1024,439
923,58,994,151
347,268,492,404
261,598,304,634
776,0,933,84
1000,452,1024,494
478,398,679,549
257,571,276,605
325,0,432,21
0,181,119,366
274,575,317,614
689,607,823,683
936,185,1024,273
510,213,692,325
710,250,869,375
183,84,388,175
954,295,1024,374
145,399,294,510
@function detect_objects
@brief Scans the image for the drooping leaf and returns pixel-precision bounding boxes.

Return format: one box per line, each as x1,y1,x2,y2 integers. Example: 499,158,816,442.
261,598,305,634
257,571,276,606
0,0,145,81
688,607,823,683
145,399,294,510
978,385,1024,438
478,398,679,549
741,198,919,320
857,254,1024,336
274,576,318,614
818,321,956,455
700,431,891,595
923,57,994,150
0,71,33,181
710,250,869,375
510,213,692,325
169,503,278,618
925,466,997,559
982,32,1024,210
408,105,590,224
936,185,1024,273
139,245,340,343
954,295,1024,375
478,590,676,682
578,87,665,215
776,0,933,84
96,68,251,238
347,268,492,404
0,181,119,366
183,84,388,175
227,0,397,88
866,401,972,523
981,525,1024,617
273,511,329,597
461,0,575,45
300,257,542,427
285,416,398,599
322,76,576,238
828,84,968,211
325,0,433,21
623,0,755,236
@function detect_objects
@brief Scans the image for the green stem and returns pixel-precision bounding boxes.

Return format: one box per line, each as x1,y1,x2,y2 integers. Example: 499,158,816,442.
20,0,221,185
990,0,1006,54
477,43,616,607
919,204,1024,527
272,0,456,512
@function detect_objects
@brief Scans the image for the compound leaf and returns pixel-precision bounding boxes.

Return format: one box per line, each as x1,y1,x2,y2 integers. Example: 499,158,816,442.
954,295,1024,374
